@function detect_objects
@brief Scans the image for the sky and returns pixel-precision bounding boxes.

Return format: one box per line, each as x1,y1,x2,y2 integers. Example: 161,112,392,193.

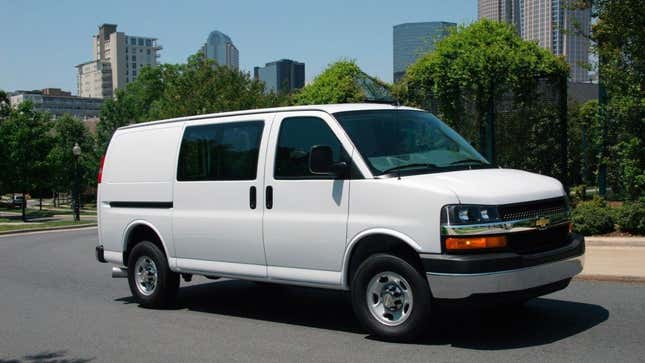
0,0,476,94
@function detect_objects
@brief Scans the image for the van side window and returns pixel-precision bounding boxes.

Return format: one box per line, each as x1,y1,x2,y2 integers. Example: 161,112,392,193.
275,117,347,179
177,121,264,181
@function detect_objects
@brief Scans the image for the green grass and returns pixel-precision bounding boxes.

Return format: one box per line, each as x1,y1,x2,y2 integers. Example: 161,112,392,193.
0,220,95,233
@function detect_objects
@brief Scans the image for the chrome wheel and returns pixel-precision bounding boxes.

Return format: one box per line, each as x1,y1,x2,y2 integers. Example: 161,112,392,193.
366,271,413,326
134,256,158,296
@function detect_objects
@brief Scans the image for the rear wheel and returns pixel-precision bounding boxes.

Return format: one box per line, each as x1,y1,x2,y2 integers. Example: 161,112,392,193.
127,241,179,308
351,254,432,341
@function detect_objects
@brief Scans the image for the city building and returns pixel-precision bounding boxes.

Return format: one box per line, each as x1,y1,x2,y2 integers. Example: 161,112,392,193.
478,0,521,32
254,59,305,93
76,24,161,98
9,89,104,119
478,0,591,82
199,30,239,70
393,22,456,82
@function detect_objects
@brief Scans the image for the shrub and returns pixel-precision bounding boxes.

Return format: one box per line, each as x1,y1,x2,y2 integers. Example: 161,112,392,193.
570,184,587,205
614,202,645,235
571,197,615,236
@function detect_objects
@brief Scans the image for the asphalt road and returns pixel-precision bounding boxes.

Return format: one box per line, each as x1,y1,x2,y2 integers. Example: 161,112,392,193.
1,229,644,363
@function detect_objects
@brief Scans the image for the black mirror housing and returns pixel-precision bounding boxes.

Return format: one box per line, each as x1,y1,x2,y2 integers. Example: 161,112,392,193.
309,145,334,174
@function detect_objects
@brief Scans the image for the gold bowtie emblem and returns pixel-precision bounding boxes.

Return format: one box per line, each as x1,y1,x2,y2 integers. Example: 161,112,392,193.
535,217,550,228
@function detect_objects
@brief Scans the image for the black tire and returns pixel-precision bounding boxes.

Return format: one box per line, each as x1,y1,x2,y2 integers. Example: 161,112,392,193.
351,254,432,341
127,241,179,308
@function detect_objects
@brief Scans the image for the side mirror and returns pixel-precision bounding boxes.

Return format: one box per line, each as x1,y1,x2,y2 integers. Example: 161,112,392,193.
309,145,348,177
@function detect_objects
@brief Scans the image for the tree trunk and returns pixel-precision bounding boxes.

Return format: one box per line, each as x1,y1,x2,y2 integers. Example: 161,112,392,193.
21,192,26,222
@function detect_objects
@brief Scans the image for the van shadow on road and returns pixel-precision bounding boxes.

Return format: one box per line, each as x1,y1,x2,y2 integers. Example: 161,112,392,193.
0,350,93,363
116,279,609,349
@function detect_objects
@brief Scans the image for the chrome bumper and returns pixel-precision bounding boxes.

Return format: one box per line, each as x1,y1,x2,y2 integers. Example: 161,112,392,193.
426,254,584,299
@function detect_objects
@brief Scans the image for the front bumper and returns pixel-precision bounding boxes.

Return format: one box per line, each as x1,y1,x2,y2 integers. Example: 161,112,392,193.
422,234,585,299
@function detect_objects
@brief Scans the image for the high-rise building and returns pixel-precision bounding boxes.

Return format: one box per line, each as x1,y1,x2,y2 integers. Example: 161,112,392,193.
478,0,521,32
76,24,161,98
200,31,239,70
478,0,591,82
254,59,305,93
393,22,456,82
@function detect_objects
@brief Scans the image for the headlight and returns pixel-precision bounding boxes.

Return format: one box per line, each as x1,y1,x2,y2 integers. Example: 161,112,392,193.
441,204,500,225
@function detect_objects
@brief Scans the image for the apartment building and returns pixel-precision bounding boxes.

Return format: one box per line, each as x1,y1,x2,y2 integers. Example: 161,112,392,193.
76,24,161,98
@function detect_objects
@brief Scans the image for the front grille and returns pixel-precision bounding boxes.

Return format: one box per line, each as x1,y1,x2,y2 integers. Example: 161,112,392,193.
507,224,570,254
499,197,568,221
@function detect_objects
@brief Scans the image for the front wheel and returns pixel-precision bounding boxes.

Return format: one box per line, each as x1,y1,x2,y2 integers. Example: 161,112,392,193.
351,254,432,341
127,241,179,308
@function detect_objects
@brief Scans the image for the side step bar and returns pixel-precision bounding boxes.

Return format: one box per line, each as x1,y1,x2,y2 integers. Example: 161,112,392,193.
112,266,128,278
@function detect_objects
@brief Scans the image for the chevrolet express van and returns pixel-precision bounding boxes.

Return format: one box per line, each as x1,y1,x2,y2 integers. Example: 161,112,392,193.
96,103,585,340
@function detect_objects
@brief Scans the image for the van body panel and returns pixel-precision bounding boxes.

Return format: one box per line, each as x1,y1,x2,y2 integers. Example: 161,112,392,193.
99,124,182,256
262,111,353,276
409,168,565,205
346,178,459,255
172,113,275,275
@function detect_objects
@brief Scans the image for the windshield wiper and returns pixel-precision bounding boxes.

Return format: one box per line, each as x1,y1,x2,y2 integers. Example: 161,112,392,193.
382,163,439,175
449,158,488,165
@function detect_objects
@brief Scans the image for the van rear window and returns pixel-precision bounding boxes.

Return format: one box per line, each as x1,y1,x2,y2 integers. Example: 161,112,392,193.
177,121,264,181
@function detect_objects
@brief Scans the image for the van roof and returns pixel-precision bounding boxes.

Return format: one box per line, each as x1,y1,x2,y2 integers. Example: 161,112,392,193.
117,103,421,130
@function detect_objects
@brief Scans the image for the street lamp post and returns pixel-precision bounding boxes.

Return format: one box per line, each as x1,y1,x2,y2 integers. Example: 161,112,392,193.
72,142,81,222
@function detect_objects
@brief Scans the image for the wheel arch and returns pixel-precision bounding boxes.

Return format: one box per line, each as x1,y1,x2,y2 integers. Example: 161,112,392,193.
122,220,171,267
341,229,424,289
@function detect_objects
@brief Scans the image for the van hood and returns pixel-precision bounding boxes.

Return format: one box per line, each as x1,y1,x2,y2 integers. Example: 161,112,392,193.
404,168,565,205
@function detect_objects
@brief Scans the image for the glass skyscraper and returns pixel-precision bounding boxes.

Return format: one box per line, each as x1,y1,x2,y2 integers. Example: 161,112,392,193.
200,30,239,70
478,0,591,82
254,59,305,93
393,22,456,82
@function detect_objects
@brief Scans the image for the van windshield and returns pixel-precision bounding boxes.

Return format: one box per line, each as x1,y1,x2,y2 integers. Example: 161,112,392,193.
333,109,492,176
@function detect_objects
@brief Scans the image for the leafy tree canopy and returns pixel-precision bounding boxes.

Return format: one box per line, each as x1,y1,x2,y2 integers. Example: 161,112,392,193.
574,0,645,199
0,102,54,220
397,19,568,122
293,60,392,105
396,19,569,181
48,114,98,194
97,53,284,150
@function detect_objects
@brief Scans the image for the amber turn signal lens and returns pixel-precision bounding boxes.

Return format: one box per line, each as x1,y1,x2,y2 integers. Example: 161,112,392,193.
445,236,507,251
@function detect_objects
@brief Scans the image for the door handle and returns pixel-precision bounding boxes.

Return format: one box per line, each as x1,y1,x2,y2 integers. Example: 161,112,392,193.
249,186,257,209
266,186,273,209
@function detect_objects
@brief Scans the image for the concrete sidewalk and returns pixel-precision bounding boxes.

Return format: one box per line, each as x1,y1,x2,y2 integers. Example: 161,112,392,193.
578,237,645,282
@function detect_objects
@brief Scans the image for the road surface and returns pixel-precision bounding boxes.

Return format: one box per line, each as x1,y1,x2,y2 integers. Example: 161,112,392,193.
1,229,643,362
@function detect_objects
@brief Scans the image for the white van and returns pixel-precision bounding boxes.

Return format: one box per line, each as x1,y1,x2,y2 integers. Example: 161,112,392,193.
96,103,584,340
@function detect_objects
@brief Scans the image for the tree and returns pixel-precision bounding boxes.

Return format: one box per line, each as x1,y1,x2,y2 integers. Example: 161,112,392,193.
97,88,139,151
396,19,570,181
587,0,645,199
568,100,601,187
97,53,283,151
0,89,10,119
48,114,98,200
293,60,391,105
0,102,54,221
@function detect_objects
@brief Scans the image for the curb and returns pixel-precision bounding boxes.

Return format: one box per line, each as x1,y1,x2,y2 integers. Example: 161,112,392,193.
575,274,645,284
585,237,645,247
0,224,97,237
